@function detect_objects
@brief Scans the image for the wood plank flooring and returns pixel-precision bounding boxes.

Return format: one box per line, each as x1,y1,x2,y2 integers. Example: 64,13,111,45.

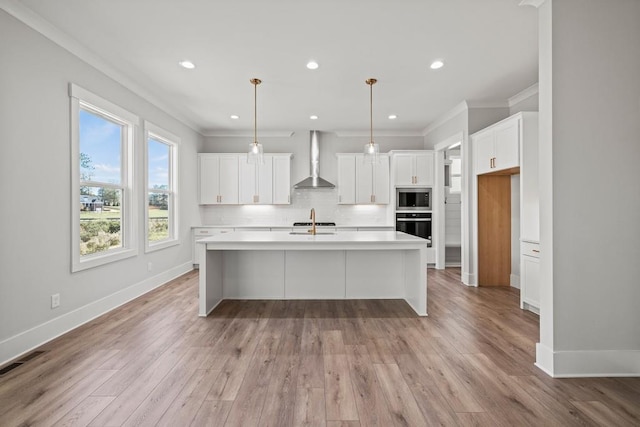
1,268,639,426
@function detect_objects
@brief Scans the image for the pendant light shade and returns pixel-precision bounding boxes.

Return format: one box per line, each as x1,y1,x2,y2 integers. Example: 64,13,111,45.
363,78,380,164
247,78,264,164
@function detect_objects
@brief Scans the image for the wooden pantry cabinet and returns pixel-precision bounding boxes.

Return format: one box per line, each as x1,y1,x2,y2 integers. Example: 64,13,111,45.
472,112,539,293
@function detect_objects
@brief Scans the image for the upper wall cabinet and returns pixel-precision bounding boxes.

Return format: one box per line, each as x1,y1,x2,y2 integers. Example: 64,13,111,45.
239,156,273,204
200,153,292,205
199,154,239,205
337,154,389,204
337,155,356,205
473,115,520,175
392,151,434,186
272,154,292,204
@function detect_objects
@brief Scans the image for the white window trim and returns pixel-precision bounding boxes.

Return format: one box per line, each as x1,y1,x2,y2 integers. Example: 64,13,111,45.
70,83,139,272
144,121,179,252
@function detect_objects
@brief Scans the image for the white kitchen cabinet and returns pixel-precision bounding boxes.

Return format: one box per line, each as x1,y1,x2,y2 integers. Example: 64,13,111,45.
200,153,291,205
392,151,434,186
272,154,292,204
199,154,239,204
192,227,233,266
337,155,356,204
473,114,520,175
356,154,389,204
337,154,389,204
239,156,273,204
520,241,540,313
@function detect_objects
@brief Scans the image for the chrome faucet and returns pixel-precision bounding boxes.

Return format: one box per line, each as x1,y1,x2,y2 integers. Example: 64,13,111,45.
309,208,316,235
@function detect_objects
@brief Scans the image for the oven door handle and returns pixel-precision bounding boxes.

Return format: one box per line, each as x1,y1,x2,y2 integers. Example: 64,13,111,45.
396,218,432,222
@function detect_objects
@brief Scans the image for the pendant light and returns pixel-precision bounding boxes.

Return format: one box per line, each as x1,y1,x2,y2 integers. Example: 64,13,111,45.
247,78,264,164
363,78,380,163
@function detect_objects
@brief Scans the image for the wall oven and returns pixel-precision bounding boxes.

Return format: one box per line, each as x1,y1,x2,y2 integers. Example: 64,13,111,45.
396,187,432,211
396,212,432,247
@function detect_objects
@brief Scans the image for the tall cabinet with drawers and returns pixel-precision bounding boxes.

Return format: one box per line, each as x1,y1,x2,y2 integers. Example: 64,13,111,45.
472,112,540,313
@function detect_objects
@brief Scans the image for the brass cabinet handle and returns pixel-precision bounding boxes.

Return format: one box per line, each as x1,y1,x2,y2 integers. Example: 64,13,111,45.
532,249,540,253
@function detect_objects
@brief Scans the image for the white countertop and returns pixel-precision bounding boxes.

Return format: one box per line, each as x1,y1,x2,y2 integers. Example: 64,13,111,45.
199,230,428,250
192,224,394,229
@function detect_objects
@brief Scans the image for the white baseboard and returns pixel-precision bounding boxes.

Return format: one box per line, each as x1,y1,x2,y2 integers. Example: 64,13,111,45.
536,343,640,377
510,274,520,289
0,262,193,366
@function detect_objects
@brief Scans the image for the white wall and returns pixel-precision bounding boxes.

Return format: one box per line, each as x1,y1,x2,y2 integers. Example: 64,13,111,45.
199,131,425,226
0,11,201,363
537,0,640,376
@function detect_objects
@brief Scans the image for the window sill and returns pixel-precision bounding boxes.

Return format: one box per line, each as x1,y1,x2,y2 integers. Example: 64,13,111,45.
145,238,179,253
72,247,138,272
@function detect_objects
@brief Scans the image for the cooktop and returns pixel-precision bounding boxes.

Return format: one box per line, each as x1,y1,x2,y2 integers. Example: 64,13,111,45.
293,222,336,227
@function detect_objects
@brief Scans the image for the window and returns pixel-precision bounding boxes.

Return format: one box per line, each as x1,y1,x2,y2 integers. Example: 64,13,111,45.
145,121,179,251
70,84,138,272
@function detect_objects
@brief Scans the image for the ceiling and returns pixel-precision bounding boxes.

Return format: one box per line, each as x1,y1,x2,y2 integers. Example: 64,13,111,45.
13,0,538,135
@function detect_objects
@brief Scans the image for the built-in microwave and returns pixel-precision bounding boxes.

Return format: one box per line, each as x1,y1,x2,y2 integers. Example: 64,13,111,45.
396,188,432,211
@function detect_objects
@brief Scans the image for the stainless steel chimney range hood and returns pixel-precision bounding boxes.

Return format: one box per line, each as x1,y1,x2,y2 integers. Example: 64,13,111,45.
293,130,335,189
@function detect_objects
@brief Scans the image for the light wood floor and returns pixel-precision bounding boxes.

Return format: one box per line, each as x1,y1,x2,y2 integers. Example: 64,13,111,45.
1,269,639,426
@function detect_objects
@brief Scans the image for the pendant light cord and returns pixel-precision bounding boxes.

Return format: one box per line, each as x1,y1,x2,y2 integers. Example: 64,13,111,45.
250,78,261,144
366,78,377,146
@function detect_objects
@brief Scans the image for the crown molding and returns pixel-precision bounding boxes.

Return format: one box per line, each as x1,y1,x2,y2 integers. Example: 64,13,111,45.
421,101,469,136
519,0,545,8
466,100,510,109
202,130,295,138
508,83,539,107
0,0,203,134
334,130,424,138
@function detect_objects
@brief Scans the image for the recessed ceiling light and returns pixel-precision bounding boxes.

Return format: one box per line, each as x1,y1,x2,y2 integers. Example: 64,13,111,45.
178,60,196,69
310,115,318,120
230,115,239,120
388,114,397,120
430,59,444,70
306,61,319,70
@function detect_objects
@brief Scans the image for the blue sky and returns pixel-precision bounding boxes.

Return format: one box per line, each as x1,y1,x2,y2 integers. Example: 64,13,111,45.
80,109,170,189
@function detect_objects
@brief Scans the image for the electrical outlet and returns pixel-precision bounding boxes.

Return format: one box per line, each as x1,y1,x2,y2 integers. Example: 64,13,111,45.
51,294,60,309
147,262,153,272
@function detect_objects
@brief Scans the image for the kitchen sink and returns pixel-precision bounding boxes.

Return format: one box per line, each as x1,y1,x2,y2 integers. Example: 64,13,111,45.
289,231,336,235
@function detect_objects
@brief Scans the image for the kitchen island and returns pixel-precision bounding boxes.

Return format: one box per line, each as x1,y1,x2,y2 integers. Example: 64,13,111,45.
197,230,428,316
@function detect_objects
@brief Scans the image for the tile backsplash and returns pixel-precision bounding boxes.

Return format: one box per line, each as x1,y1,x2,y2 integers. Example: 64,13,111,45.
199,188,392,226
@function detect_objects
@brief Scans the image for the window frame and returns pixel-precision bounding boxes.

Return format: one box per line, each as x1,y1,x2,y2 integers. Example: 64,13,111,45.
70,83,139,272
144,121,179,252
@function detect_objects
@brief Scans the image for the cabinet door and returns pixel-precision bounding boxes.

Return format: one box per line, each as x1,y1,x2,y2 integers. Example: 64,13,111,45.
393,154,415,186
257,156,273,204
199,155,220,204
337,155,356,204
474,131,495,175
356,157,374,204
494,118,519,171
238,160,256,204
522,255,540,309
218,155,239,204
272,155,291,204
373,155,390,204
414,152,434,186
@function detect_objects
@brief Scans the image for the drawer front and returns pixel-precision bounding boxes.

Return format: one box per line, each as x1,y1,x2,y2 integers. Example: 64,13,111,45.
521,241,540,258
194,228,233,236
